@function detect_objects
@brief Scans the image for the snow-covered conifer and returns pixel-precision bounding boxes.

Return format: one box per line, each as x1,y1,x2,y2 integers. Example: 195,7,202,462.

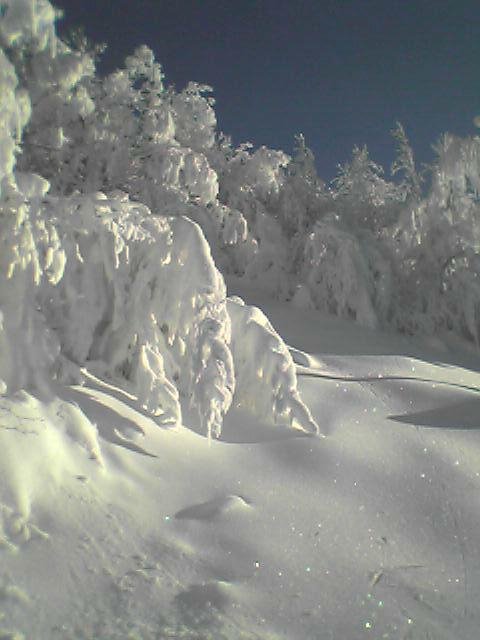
391,121,422,202
333,145,399,232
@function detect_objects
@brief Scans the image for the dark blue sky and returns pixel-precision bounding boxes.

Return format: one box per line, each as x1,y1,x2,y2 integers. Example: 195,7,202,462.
54,0,480,181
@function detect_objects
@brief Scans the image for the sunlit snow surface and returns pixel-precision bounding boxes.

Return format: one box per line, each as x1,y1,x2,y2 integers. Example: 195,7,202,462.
1,288,480,640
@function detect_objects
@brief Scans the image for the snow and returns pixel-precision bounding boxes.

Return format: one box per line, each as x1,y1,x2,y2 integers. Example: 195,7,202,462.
1,287,480,639
0,180,316,439
2,2,480,637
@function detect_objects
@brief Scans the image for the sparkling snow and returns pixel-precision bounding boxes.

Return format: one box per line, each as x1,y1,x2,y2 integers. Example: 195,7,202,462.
1,288,480,639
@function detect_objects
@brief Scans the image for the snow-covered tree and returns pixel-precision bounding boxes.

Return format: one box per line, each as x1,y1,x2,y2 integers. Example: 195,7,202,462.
277,134,326,237
391,134,480,343
3,0,480,458
0,0,319,442
391,121,422,202
291,219,392,328
333,145,399,232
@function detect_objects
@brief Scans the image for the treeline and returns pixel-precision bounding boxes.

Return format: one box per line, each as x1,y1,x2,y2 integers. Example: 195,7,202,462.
8,8,479,347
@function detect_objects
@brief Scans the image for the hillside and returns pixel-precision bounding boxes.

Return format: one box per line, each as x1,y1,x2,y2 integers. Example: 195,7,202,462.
1,3,480,638
2,289,480,639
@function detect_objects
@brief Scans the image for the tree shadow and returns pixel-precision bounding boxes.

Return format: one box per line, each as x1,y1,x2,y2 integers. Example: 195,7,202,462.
297,369,480,396
58,385,159,458
389,398,480,430
220,408,313,444
182,404,311,444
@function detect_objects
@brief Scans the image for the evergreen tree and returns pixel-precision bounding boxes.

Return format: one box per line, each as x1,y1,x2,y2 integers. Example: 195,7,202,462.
391,121,422,202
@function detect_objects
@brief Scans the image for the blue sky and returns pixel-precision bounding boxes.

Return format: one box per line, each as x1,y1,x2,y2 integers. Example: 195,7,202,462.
54,0,480,181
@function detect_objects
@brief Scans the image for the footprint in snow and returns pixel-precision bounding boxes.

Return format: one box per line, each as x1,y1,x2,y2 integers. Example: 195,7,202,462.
174,495,251,521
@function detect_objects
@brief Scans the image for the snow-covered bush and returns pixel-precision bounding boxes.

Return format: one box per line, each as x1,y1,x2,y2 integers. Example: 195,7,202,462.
432,134,480,206
390,122,423,203
172,81,217,152
213,142,291,290
10,3,96,192
0,2,68,396
227,297,319,434
1,182,321,438
0,0,57,51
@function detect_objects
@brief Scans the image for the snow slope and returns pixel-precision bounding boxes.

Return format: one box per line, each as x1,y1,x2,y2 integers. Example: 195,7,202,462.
1,287,480,640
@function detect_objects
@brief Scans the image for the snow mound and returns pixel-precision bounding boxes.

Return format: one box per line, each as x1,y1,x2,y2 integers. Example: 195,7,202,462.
0,390,102,534
174,494,250,521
